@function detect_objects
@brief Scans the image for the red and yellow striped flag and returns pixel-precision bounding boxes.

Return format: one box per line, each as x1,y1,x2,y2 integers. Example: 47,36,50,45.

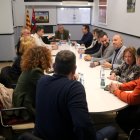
25,9,31,31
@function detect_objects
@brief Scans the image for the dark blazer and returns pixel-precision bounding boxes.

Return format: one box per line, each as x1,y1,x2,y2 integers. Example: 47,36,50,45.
34,74,96,140
0,56,22,88
55,29,69,41
78,32,93,48
85,40,101,54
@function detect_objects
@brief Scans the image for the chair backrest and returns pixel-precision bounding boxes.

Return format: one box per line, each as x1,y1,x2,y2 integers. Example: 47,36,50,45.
128,129,140,140
18,132,42,140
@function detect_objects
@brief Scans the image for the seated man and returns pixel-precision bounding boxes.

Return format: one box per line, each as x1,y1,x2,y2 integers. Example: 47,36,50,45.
89,31,115,67
78,28,102,55
54,24,69,41
77,24,93,48
109,47,140,135
102,34,126,69
32,26,57,50
34,50,118,140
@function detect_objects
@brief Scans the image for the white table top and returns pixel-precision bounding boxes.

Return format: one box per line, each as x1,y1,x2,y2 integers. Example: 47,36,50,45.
51,45,128,113
43,33,55,37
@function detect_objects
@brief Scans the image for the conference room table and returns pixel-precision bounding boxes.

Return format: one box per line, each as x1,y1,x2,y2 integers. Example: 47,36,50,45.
51,43,128,113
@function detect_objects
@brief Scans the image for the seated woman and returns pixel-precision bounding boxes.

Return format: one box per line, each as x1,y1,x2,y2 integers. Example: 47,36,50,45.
0,36,35,88
12,47,52,119
108,47,140,135
108,47,140,83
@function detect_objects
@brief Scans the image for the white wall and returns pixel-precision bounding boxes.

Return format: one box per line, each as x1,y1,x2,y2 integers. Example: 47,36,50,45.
0,0,13,34
93,0,140,37
12,0,25,26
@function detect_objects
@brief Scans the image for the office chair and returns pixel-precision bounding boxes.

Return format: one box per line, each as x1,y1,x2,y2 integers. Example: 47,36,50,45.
0,107,34,140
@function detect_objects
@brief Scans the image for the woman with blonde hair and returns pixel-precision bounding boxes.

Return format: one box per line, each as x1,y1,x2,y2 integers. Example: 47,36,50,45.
0,36,35,88
108,46,140,82
13,46,52,119
16,26,31,56
19,36,35,55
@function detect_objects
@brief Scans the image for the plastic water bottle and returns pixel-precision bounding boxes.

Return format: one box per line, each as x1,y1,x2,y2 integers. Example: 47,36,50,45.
100,67,105,89
68,37,71,46
80,73,84,86
79,49,82,59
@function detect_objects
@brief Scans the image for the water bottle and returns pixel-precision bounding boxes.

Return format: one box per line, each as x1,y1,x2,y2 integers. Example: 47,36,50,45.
68,37,71,46
100,67,105,89
80,73,84,86
79,49,82,59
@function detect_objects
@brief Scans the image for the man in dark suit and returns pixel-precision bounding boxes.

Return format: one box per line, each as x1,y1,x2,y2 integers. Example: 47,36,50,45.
54,25,69,41
77,24,93,48
34,50,118,140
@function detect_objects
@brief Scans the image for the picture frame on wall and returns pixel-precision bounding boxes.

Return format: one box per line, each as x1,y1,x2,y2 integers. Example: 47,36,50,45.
127,0,136,13
35,11,49,23
98,0,107,25
98,6,107,24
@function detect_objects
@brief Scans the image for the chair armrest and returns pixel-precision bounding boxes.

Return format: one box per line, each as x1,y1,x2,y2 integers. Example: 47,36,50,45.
0,107,32,128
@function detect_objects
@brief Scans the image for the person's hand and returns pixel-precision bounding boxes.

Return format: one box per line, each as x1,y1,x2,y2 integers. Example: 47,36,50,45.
47,35,53,39
72,74,79,80
90,62,95,68
109,82,119,94
52,45,58,50
84,55,92,61
78,49,85,54
71,41,77,46
50,42,56,45
108,73,117,80
102,61,112,68
89,61,99,68
94,62,99,66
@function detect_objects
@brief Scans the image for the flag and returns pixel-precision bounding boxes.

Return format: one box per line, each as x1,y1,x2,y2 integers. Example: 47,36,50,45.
31,8,36,33
25,9,31,31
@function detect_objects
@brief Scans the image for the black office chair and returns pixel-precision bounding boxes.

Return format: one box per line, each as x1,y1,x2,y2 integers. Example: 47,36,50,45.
18,132,42,140
0,107,34,140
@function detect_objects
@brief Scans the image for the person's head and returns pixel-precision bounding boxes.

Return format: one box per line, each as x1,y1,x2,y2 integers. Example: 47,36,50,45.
58,25,64,33
112,34,123,49
19,36,36,55
53,50,76,78
98,31,109,47
93,29,103,41
36,26,45,37
21,47,52,72
136,47,140,66
93,28,100,38
82,25,90,34
123,47,136,65
21,26,31,37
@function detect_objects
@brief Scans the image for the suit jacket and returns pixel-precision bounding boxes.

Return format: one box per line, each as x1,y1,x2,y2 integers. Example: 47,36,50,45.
78,32,93,48
91,43,115,63
106,45,126,69
55,29,69,41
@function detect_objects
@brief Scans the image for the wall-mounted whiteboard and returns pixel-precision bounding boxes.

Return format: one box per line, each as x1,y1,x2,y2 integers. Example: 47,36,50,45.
57,8,91,24
0,0,14,34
